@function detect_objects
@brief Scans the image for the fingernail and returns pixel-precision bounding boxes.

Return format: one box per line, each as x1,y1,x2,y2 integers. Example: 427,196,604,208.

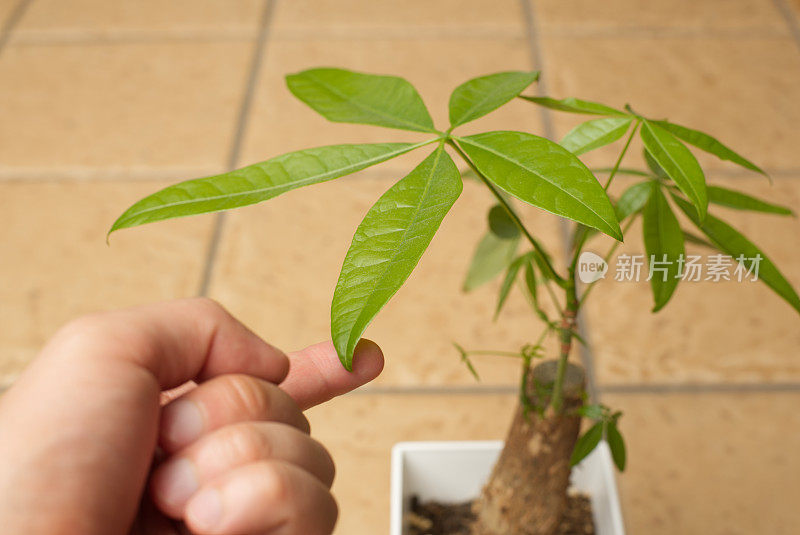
162,399,204,447
156,458,198,508
186,488,223,531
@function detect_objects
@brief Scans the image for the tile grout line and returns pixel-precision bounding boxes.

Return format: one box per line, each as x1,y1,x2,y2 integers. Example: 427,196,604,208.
0,0,33,55
197,0,276,298
5,380,800,398
349,380,800,397
4,166,800,184
600,381,800,395
772,0,800,52
521,0,601,404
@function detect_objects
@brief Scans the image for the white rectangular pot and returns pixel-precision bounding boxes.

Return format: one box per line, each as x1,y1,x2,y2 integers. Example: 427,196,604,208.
391,441,625,535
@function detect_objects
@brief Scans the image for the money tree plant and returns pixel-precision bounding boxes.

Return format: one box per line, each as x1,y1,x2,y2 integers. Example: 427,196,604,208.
110,68,799,535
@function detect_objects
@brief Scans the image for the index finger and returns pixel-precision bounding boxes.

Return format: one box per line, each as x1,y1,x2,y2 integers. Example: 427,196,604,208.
279,339,384,411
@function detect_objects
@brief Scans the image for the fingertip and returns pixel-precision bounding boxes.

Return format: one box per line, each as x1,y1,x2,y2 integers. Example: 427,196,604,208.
351,339,384,381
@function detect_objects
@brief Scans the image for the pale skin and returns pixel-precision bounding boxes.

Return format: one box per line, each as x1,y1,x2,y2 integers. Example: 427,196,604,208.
0,298,385,535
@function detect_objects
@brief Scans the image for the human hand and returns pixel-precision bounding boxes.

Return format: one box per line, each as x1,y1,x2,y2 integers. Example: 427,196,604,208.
0,298,384,534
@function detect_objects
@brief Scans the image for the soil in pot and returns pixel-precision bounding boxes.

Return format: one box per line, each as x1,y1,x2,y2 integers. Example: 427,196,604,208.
406,492,595,535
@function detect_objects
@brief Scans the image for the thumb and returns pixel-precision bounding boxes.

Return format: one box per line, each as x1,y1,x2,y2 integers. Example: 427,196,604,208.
280,339,384,410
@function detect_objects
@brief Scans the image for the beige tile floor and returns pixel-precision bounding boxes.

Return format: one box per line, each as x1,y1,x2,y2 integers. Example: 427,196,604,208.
1,1,799,533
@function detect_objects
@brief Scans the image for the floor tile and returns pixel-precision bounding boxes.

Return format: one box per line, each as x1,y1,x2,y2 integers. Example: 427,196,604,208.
0,41,253,179
582,176,800,385
305,392,517,535
605,391,800,535
538,36,800,173
239,37,545,173
207,176,567,387
15,0,263,40
271,0,524,39
0,0,20,29
535,0,787,35
0,181,214,387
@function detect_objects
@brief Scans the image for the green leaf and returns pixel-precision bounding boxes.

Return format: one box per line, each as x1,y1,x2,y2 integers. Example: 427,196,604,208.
571,422,604,466
642,185,685,311
523,258,538,301
520,96,627,116
606,422,627,472
463,231,520,292
653,120,767,177
495,254,528,319
286,68,436,133
456,131,622,240
644,149,668,179
453,343,480,381
615,180,653,221
671,193,800,314
640,120,708,221
109,142,424,235
561,117,633,156
683,230,716,250
707,185,794,216
331,145,462,368
488,204,520,239
449,71,539,128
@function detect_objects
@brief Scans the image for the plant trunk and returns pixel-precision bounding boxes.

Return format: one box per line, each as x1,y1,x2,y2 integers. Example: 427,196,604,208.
470,360,585,535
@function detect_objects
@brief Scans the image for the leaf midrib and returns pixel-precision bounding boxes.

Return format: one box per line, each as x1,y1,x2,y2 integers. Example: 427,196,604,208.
456,133,616,235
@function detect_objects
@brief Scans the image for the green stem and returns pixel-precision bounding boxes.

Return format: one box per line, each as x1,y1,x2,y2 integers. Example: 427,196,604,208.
578,215,638,306
550,262,578,413
552,123,639,412
447,138,566,286
603,120,640,191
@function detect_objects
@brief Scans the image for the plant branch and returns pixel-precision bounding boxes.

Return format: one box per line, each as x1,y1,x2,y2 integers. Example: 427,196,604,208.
447,138,566,286
578,214,638,306
603,120,640,191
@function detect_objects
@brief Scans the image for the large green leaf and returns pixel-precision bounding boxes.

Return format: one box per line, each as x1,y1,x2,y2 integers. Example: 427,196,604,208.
671,194,800,314
615,180,652,221
520,96,627,116
109,142,425,235
640,120,708,221
449,71,539,128
707,185,794,216
286,68,436,133
653,120,767,177
332,145,462,368
561,117,633,156
456,131,622,240
642,185,685,311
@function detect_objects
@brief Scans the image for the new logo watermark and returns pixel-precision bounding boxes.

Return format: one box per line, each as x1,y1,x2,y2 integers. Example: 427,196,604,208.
577,251,608,284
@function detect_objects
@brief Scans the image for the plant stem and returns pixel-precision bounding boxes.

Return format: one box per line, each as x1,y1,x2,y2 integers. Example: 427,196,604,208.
550,263,578,413
551,123,639,413
578,215,638,306
603,120,640,192
447,138,566,286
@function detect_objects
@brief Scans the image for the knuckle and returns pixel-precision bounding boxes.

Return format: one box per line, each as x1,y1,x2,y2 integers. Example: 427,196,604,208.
262,461,291,504
221,424,272,462
224,374,273,418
